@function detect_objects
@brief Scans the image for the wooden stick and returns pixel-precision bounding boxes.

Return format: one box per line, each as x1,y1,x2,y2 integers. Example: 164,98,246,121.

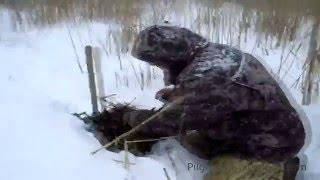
85,46,99,114
67,26,84,73
124,140,130,170
125,136,177,144
163,168,171,180
92,47,106,111
113,160,135,165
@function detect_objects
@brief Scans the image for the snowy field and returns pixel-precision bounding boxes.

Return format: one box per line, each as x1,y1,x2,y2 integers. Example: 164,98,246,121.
0,22,210,180
0,6,320,180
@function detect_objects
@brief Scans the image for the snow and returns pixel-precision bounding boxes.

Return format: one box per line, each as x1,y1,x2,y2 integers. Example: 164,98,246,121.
0,22,208,180
0,6,319,180
150,139,209,179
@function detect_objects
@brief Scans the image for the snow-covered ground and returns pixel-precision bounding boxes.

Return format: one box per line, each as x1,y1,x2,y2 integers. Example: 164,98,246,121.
0,7,319,180
0,22,211,180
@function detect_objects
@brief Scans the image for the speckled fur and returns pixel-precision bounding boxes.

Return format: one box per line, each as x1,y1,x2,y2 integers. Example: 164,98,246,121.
131,25,305,162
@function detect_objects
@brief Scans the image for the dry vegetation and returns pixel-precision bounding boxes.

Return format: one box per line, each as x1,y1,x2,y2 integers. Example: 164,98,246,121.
1,0,319,103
